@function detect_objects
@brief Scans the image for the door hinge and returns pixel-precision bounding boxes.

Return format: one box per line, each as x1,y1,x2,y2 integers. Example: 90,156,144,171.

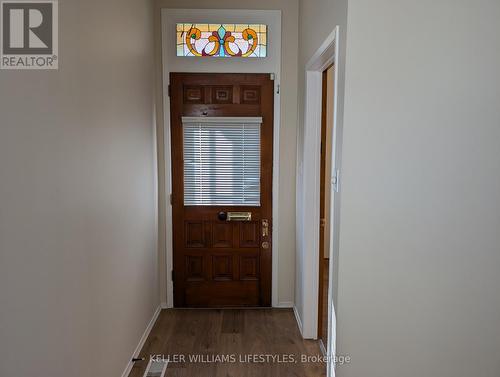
169,193,173,205
171,270,175,281
168,85,171,97
332,169,340,192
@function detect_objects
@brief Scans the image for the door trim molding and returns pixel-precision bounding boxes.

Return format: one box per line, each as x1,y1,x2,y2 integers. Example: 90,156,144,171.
298,26,340,377
293,305,303,335
158,8,282,308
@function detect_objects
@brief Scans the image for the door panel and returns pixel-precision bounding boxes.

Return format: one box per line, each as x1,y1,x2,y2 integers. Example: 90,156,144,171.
240,222,260,248
185,221,206,248
212,223,233,248
186,255,204,281
170,73,273,307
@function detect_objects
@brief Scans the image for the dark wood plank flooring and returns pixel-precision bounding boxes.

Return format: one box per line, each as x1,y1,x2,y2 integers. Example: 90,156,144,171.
128,309,326,377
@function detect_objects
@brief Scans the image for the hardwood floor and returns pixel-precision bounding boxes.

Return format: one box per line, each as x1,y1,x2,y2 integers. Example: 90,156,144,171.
128,309,326,377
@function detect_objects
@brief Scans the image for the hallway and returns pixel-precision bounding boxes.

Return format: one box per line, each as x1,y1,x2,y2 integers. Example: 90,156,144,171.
128,309,326,377
2,1,500,376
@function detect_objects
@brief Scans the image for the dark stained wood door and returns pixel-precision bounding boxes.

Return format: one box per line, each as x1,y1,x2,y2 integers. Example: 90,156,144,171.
170,73,274,307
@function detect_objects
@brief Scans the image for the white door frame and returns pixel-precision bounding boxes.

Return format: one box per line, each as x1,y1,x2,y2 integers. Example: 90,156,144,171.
300,26,341,377
159,9,282,308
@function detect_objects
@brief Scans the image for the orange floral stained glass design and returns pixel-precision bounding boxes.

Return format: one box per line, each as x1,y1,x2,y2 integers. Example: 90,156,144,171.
176,23,267,58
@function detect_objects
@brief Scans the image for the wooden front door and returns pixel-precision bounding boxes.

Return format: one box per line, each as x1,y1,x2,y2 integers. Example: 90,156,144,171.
169,73,274,307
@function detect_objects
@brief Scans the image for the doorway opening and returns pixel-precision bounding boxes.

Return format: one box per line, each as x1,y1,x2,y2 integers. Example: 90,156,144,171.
297,26,340,376
160,9,283,309
318,65,335,352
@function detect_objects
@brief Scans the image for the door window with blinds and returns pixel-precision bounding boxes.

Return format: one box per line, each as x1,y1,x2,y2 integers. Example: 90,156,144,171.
182,117,261,206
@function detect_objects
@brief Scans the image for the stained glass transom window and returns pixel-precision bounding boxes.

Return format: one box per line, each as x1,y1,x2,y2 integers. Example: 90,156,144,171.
176,23,267,58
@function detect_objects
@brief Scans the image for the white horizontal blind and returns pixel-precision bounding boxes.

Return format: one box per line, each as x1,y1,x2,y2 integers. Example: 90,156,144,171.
183,117,261,206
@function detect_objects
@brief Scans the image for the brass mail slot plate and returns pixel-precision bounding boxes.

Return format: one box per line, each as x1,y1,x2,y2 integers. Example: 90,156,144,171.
227,212,252,221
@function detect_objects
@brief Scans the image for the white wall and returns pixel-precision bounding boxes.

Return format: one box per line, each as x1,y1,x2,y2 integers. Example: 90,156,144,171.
154,0,299,308
295,0,348,335
336,1,500,376
0,0,158,376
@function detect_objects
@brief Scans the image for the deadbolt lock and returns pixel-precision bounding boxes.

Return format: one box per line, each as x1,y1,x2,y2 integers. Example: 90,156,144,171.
262,241,270,249
262,219,269,237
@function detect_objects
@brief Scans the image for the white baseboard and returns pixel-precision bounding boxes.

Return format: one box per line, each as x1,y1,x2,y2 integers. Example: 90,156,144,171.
121,305,162,377
275,301,294,308
293,305,304,337
319,338,327,356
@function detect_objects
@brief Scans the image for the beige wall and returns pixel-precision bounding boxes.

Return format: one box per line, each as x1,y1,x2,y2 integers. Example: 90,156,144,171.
0,0,158,376
154,0,299,306
337,0,500,376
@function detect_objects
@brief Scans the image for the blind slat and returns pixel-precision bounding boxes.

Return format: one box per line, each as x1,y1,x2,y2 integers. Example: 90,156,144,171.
183,120,261,206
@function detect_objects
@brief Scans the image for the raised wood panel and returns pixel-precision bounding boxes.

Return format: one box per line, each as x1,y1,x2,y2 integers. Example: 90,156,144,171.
240,86,261,104
185,221,205,248
240,256,259,281
212,255,233,281
184,282,259,307
239,221,259,248
212,86,233,104
184,85,205,104
186,256,204,281
212,222,233,248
